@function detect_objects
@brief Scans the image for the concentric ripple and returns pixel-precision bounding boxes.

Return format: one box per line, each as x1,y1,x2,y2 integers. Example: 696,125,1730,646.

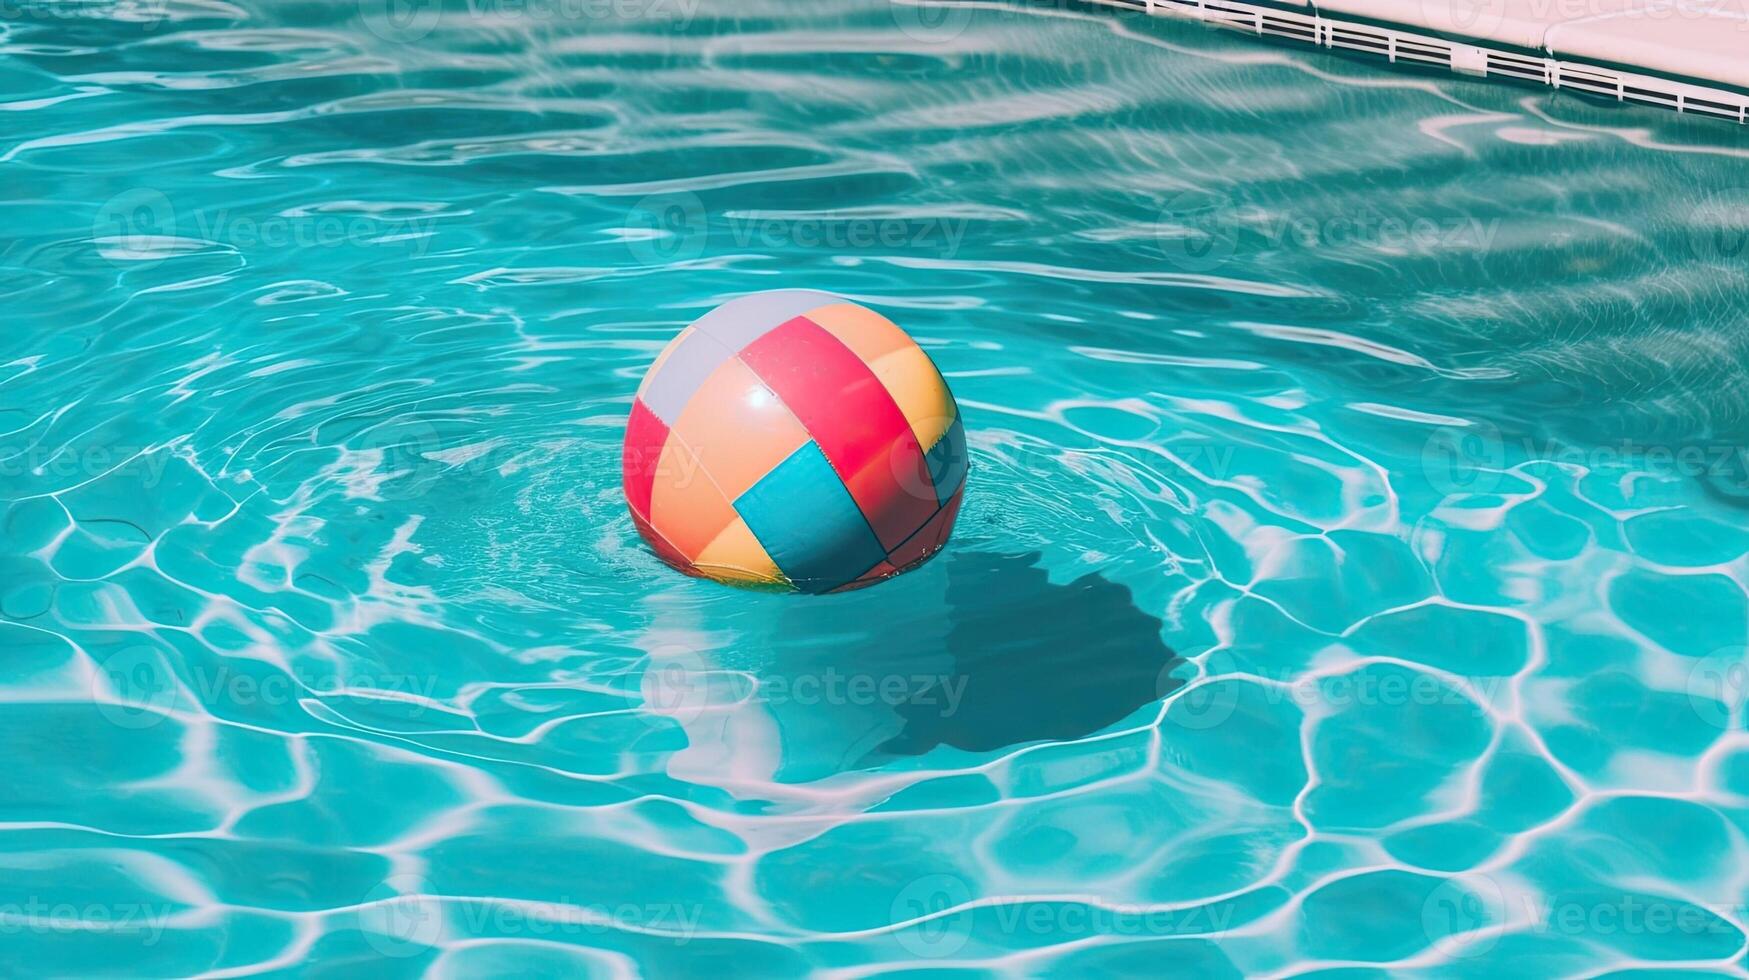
3,0,1749,975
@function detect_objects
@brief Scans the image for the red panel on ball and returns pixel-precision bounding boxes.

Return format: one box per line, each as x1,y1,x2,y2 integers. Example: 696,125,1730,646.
740,317,914,477
622,398,669,522
739,316,927,545
885,482,964,573
841,436,942,551
829,559,900,594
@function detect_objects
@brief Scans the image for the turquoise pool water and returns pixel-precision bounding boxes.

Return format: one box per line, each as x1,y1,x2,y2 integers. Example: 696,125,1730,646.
5,0,1749,974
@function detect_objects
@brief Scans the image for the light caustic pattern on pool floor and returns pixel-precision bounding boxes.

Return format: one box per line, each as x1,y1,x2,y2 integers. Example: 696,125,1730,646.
3,0,1749,975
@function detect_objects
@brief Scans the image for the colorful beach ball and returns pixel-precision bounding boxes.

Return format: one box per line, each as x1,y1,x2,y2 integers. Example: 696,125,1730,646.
623,290,968,593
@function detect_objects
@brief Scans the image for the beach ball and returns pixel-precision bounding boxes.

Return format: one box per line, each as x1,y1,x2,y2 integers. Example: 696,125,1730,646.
623,290,968,594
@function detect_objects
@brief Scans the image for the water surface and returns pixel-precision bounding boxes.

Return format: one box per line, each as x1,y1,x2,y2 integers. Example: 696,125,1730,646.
4,0,1749,974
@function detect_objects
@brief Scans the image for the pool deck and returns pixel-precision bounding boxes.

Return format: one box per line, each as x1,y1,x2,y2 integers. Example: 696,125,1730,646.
1106,0,1749,121
1313,0,1748,90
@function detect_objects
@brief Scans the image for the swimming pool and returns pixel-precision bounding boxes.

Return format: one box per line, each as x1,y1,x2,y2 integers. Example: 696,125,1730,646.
4,0,1749,973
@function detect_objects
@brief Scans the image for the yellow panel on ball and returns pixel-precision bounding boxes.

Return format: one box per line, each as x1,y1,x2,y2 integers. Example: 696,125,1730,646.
868,343,958,454
694,517,786,588
804,302,914,364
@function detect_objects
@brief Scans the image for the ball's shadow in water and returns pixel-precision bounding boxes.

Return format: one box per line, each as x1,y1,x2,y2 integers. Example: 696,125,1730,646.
877,550,1182,756
757,549,1182,774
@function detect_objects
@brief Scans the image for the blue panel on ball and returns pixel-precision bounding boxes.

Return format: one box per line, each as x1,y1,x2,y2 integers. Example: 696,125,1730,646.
924,415,968,506
734,441,887,594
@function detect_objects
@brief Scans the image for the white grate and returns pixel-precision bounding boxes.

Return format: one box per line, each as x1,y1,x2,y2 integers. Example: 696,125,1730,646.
1087,0,1749,124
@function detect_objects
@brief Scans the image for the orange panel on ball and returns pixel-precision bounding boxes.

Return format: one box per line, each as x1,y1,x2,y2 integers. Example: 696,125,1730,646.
668,357,812,501
804,302,914,364
631,509,691,573
648,436,738,561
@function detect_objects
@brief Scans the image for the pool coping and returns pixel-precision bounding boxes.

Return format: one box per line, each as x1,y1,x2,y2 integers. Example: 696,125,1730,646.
1090,0,1749,123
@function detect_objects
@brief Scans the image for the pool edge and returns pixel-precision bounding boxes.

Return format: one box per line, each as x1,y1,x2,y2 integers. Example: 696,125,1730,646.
1088,0,1749,125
